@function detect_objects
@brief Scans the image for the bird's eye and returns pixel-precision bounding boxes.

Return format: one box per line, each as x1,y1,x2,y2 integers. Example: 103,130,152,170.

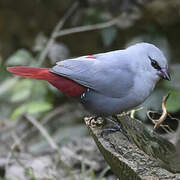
148,56,161,70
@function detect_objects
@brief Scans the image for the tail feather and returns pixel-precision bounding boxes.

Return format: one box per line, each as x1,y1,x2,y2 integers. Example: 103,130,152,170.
6,66,85,97
6,66,51,80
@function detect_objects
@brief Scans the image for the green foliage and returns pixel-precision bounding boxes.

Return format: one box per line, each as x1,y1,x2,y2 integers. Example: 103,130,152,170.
161,65,180,113
30,81,49,101
24,168,37,180
25,101,52,114
6,49,35,66
3,76,53,120
0,48,55,121
0,78,18,97
10,79,32,102
166,89,180,113
11,101,52,120
79,163,110,180
84,8,108,24
10,104,27,120
97,166,110,180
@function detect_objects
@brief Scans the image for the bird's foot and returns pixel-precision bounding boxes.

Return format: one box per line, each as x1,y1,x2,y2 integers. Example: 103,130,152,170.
85,116,104,128
85,116,130,141
101,117,131,141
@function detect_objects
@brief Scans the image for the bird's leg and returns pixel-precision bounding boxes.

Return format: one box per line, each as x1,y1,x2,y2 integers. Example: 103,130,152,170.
101,117,131,141
86,116,130,141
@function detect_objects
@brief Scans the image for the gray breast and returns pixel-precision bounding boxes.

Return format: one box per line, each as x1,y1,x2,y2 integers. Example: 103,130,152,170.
79,88,141,116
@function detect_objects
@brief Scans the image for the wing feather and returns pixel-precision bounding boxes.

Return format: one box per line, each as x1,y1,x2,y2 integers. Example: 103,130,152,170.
50,53,134,98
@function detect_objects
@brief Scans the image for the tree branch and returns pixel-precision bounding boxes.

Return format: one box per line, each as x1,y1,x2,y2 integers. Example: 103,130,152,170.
37,1,79,66
85,114,180,179
25,114,58,150
25,114,76,180
54,18,119,38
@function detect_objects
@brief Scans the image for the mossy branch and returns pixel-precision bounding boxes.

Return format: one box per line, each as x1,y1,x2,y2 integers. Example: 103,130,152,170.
85,99,180,179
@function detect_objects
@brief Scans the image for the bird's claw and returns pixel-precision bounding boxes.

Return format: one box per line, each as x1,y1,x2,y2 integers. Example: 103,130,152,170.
101,117,131,141
85,116,104,128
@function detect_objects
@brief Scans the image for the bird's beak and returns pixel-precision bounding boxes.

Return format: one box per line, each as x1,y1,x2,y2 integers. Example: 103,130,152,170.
158,68,171,81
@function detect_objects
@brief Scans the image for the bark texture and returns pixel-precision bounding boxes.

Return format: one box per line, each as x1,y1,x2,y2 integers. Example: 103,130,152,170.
85,115,180,179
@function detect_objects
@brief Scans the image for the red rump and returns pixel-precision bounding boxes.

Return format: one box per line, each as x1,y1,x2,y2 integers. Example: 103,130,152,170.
6,66,86,97
86,55,95,59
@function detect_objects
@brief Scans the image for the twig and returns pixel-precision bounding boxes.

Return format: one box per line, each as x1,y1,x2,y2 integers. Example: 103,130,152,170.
37,2,120,66
117,107,143,118
4,124,25,173
54,18,119,38
130,107,144,119
3,138,26,174
7,104,76,161
14,104,72,146
163,114,180,144
147,93,170,131
25,114,76,180
25,114,58,150
41,104,71,125
37,1,79,66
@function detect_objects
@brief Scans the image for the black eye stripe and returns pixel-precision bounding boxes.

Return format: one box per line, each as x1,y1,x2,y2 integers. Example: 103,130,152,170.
151,60,161,70
148,56,161,70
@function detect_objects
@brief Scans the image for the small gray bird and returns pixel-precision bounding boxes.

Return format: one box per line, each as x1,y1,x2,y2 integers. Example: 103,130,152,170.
7,43,170,116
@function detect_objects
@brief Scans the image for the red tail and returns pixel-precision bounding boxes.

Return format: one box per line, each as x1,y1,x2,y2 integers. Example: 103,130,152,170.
6,66,85,97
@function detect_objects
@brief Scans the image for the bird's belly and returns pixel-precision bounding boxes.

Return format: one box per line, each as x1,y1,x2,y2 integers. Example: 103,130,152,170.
80,90,142,116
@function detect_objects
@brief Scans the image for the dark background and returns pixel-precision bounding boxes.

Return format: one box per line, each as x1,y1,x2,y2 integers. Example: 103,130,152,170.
1,0,180,179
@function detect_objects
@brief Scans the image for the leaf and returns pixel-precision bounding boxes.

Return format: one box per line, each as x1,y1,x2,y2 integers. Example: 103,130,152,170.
166,90,180,113
48,42,69,64
0,66,12,81
6,49,35,66
33,33,48,52
26,101,52,114
164,64,180,91
11,104,27,120
30,81,48,101
10,79,32,102
10,79,49,102
11,101,52,120
0,78,18,96
0,106,12,120
101,27,117,47
11,90,31,103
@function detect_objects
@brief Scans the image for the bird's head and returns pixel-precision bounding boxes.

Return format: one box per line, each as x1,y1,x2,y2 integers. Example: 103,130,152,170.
127,43,171,83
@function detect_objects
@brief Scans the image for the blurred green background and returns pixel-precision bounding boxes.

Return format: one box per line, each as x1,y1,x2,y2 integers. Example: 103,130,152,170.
1,0,180,179
1,0,180,143
1,0,180,124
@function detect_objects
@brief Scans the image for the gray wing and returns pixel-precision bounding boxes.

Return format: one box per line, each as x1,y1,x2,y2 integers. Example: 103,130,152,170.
50,54,135,98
